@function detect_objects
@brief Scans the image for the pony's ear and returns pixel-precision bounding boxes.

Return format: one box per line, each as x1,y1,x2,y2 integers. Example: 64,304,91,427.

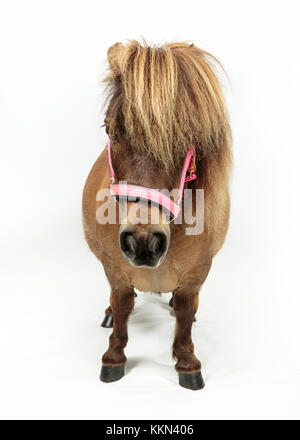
107,42,124,75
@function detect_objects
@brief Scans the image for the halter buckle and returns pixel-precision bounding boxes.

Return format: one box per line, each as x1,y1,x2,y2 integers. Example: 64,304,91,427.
189,149,196,179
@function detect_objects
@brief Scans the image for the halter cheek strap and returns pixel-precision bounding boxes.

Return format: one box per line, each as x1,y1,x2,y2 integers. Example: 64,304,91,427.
106,138,197,219
176,146,196,202
107,138,116,182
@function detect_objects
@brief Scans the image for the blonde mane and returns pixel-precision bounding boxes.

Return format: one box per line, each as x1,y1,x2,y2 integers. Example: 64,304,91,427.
104,40,231,182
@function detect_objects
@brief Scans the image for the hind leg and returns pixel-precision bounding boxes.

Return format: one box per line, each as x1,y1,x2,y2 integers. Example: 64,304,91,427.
101,306,114,328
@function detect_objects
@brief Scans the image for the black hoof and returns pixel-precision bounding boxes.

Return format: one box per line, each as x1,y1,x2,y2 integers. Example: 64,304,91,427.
100,364,125,383
178,371,205,390
101,314,114,328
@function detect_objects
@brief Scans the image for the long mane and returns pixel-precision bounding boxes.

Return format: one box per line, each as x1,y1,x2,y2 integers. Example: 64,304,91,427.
104,40,231,187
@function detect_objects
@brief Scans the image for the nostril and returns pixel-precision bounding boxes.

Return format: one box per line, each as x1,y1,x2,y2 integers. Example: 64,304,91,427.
148,232,167,257
120,229,168,266
120,232,137,256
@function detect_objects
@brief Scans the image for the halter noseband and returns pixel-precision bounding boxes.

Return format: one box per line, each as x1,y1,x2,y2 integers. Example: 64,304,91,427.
107,138,197,221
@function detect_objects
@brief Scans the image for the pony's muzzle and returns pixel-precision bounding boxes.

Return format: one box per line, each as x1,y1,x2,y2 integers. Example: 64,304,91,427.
119,226,170,268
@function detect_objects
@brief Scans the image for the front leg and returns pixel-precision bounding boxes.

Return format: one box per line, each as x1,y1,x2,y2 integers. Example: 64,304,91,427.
172,287,204,390
100,285,135,383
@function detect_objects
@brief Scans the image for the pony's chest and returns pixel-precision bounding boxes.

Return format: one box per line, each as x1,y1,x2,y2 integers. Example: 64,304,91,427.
126,259,180,293
130,272,178,294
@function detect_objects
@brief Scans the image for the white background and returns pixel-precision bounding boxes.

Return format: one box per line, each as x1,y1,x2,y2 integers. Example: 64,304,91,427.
0,0,300,420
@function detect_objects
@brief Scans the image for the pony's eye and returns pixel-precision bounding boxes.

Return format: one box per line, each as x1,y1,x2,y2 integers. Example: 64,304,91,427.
101,123,109,135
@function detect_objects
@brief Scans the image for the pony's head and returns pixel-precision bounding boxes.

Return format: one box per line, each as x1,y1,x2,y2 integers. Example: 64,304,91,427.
103,40,231,268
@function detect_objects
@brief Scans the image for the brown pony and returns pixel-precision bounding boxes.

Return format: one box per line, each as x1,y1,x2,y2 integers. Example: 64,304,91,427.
82,41,231,390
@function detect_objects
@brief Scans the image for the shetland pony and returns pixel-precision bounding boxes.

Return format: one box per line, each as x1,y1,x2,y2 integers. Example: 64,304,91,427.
82,41,231,390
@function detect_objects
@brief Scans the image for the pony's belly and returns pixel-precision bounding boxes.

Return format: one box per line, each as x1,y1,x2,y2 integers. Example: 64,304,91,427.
132,278,178,294
129,267,179,293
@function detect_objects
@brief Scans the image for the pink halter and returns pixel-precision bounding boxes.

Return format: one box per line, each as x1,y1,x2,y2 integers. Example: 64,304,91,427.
107,138,197,221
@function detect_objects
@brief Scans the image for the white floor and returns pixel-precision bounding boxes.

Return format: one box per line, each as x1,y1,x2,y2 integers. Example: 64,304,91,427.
1,220,299,420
